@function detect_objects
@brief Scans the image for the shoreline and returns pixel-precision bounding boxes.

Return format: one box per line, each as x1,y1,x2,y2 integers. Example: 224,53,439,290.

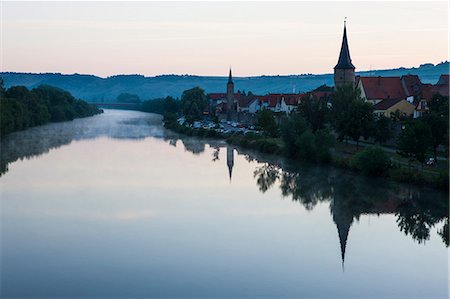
164,119,449,193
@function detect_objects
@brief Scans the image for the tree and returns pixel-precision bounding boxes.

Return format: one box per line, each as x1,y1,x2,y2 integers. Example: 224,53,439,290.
297,94,329,132
117,93,141,103
426,94,449,158
163,96,179,115
257,109,278,137
372,115,393,144
280,113,309,156
424,113,448,159
180,87,208,121
0,84,100,137
313,84,334,92
429,94,449,118
332,85,375,147
397,120,432,166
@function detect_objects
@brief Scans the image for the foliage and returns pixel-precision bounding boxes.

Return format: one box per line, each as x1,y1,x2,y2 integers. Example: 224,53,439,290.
332,85,374,145
429,94,449,118
351,146,390,176
140,96,179,117
424,94,449,158
312,84,334,92
0,83,101,137
256,109,278,137
226,134,282,155
180,87,208,122
280,113,309,156
297,94,329,132
424,113,448,158
397,120,432,164
116,92,141,103
372,115,393,144
280,114,334,162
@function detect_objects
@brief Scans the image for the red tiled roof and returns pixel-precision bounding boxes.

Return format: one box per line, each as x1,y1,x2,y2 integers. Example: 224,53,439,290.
208,93,226,100
359,76,406,100
436,74,449,85
401,75,422,97
373,98,403,110
283,94,302,105
238,97,258,108
310,91,332,100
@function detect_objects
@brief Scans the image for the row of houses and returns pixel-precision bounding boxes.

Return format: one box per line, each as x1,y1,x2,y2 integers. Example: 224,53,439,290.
208,23,448,120
357,74,449,118
208,73,448,119
209,91,332,116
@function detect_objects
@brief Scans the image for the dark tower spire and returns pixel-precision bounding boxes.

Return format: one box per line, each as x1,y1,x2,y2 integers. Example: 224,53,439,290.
226,68,235,121
331,197,353,272
334,20,356,88
334,21,355,70
226,145,234,182
228,68,233,84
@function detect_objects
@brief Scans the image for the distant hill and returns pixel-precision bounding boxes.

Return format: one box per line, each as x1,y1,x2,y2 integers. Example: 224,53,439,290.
1,61,448,102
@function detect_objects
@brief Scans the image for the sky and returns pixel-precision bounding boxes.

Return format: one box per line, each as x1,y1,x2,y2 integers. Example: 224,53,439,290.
1,1,448,77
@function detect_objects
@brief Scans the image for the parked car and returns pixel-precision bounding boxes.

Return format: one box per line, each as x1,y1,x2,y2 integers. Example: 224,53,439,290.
426,157,436,166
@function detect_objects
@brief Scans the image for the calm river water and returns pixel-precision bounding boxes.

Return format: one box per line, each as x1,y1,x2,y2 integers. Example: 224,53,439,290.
0,110,448,298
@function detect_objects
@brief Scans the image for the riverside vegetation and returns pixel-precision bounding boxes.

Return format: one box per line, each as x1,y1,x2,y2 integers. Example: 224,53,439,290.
0,79,102,137
140,86,449,191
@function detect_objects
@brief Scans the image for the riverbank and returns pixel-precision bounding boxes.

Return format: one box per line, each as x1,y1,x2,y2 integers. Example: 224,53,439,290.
0,84,103,138
164,119,449,192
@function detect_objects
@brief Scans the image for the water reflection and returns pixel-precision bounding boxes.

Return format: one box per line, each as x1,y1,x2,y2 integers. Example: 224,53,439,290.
0,110,165,176
164,134,449,267
2,109,448,274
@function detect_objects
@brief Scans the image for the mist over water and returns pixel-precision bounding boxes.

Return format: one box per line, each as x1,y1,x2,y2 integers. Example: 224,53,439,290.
0,110,447,298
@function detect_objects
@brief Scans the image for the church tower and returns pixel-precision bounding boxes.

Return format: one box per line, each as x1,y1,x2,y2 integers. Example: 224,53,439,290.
334,21,355,88
226,68,234,121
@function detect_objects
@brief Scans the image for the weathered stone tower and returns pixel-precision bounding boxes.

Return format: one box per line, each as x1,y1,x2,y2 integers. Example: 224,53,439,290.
334,22,355,89
226,68,234,121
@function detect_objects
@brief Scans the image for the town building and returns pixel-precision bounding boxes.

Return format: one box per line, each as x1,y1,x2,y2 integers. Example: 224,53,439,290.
226,68,235,121
334,22,355,88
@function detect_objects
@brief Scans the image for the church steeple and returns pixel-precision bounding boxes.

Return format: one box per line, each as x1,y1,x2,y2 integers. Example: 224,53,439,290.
226,145,234,182
226,68,235,121
334,20,356,88
228,68,233,84
334,21,355,70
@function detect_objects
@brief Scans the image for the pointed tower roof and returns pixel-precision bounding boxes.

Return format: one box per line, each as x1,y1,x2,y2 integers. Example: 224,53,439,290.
226,145,234,182
228,68,233,84
334,22,355,70
331,197,353,271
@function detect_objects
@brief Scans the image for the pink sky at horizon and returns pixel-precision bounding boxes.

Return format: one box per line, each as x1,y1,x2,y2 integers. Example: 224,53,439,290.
1,1,448,77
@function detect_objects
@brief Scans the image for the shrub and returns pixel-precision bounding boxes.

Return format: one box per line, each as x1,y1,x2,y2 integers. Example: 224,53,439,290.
352,146,390,176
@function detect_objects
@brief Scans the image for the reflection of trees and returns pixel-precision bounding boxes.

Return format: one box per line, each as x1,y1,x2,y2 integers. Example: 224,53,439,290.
279,170,332,210
395,191,448,245
164,127,449,249
180,139,205,155
438,218,449,247
1,111,163,177
253,164,280,193
252,158,449,257
212,147,220,162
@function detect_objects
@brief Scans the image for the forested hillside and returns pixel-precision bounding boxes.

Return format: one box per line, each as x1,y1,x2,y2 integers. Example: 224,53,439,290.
0,81,102,137
1,61,448,102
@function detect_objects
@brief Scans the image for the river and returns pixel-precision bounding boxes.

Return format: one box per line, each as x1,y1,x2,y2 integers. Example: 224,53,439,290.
0,109,448,298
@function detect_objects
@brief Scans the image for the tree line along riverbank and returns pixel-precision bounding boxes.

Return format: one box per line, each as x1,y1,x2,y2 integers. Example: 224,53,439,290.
140,86,448,192
0,79,102,138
